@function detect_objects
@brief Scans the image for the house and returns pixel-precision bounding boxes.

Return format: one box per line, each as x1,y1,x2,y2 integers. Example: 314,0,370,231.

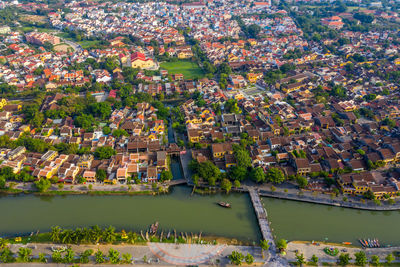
131,52,155,69
211,143,233,159
146,166,158,183
82,170,96,183
78,154,94,169
321,16,345,30
294,158,311,175
7,146,26,160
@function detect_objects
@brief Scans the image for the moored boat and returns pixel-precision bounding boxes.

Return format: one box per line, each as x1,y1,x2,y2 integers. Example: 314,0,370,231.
218,202,231,208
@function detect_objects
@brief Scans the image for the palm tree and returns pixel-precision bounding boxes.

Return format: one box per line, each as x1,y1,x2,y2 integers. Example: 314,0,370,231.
90,225,102,244
61,229,74,244
0,238,9,249
81,228,91,244
103,226,116,244
126,232,138,244
50,226,62,243
73,228,82,244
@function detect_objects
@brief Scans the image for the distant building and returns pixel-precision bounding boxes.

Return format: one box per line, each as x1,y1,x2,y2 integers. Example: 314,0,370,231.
0,25,11,34
130,52,155,69
321,16,345,30
25,32,60,46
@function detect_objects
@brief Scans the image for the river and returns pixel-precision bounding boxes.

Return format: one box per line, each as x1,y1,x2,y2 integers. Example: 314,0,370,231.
263,197,400,246
0,186,260,242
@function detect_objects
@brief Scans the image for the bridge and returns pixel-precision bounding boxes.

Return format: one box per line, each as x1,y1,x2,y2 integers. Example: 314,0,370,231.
168,179,187,186
248,188,288,266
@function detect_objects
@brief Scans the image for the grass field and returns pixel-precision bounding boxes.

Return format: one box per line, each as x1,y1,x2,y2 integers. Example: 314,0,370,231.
160,60,205,80
78,40,101,49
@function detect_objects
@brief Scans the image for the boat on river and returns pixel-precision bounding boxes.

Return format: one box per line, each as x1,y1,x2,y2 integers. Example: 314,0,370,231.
218,202,231,208
359,238,380,248
149,222,159,234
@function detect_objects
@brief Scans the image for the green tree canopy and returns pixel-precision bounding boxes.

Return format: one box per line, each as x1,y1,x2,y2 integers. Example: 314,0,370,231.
266,168,285,184
94,146,116,160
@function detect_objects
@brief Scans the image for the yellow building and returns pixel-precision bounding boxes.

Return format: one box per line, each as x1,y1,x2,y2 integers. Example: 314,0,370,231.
0,98,7,109
130,52,155,69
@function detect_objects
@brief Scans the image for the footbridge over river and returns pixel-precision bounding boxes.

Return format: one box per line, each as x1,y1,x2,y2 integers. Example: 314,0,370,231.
248,188,288,266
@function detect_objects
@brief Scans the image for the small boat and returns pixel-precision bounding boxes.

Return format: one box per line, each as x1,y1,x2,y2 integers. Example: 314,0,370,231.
218,202,231,208
149,222,159,234
342,242,352,245
359,239,366,247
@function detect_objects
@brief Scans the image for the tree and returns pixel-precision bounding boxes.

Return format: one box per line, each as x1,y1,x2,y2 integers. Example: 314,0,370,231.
50,226,62,243
0,177,6,189
96,169,107,182
38,253,46,263
229,251,244,265
126,232,138,244
250,167,266,183
103,226,117,243
102,126,111,135
51,251,62,263
296,176,308,188
234,146,252,168
247,24,261,38
233,180,241,188
17,247,32,262
0,247,14,263
339,253,351,266
0,238,9,249
229,166,247,181
370,255,380,266
95,250,105,264
79,249,93,264
276,239,287,251
74,114,95,129
122,253,132,263
94,146,116,160
63,248,74,263
89,102,112,120
34,178,51,192
385,253,394,264
108,248,120,264
354,251,367,266
266,168,285,184
296,253,306,265
160,170,173,182
221,178,232,193
260,240,270,251
245,253,254,264
311,254,318,264
197,161,220,183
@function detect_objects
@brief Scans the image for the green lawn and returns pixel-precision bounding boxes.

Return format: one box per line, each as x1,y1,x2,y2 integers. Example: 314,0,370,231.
160,60,205,80
78,40,101,49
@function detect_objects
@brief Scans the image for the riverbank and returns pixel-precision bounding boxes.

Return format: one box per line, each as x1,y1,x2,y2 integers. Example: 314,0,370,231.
1,182,169,196
3,242,263,266
186,181,400,211
284,241,400,264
